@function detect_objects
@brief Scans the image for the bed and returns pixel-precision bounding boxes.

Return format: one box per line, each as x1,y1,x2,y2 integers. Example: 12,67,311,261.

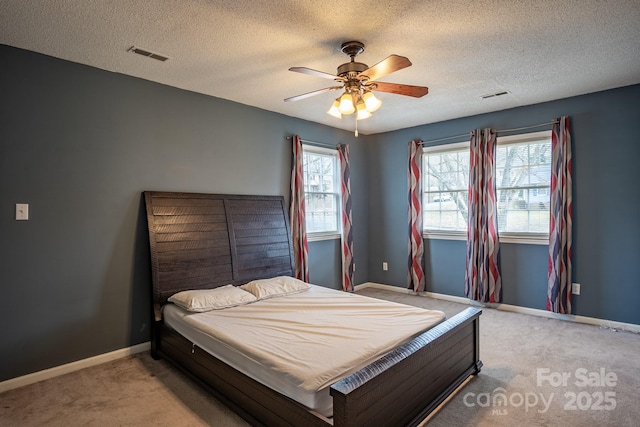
144,191,482,427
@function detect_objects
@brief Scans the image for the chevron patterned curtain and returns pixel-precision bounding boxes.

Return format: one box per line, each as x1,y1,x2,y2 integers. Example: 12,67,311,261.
337,144,354,292
407,140,425,292
465,128,502,303
289,135,309,282
547,116,573,313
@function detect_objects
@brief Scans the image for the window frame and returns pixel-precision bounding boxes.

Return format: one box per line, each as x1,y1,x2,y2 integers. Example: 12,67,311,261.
495,131,552,244
422,131,552,245
302,144,341,242
422,141,469,241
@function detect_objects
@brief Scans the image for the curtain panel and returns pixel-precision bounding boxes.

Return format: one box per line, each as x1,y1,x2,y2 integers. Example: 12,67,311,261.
407,140,425,292
337,144,354,292
547,116,573,313
465,128,502,303
289,135,309,282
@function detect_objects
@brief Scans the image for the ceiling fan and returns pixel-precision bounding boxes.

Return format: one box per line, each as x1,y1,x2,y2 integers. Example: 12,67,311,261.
284,41,429,125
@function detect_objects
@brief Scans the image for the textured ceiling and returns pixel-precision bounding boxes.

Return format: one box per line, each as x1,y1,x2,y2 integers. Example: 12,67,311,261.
2,0,639,135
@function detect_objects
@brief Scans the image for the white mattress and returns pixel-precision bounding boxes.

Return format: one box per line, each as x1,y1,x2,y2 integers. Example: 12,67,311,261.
162,284,445,417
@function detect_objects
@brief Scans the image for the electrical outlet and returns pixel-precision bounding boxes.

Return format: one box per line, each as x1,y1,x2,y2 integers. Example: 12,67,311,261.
572,283,581,295
382,262,388,271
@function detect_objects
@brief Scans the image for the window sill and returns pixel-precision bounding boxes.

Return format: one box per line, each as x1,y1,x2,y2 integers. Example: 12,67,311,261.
423,231,466,241
423,231,549,245
307,232,340,242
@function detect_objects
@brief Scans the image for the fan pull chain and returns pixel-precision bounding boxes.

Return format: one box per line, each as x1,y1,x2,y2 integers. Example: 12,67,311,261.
355,116,359,137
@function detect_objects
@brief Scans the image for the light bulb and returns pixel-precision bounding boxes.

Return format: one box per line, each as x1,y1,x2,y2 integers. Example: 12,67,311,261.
338,92,355,115
356,99,372,120
327,99,342,118
362,91,382,112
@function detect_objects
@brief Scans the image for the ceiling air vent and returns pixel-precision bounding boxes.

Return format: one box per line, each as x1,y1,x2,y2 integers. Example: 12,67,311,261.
481,91,509,99
128,46,170,62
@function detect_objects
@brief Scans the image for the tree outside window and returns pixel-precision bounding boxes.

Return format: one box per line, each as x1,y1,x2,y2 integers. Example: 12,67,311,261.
303,146,340,235
423,131,552,242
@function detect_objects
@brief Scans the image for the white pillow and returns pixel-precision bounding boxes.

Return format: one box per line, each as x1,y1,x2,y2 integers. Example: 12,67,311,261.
168,285,257,312
240,276,310,300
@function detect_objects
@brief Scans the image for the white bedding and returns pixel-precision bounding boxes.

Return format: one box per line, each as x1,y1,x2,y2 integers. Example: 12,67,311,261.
163,284,445,417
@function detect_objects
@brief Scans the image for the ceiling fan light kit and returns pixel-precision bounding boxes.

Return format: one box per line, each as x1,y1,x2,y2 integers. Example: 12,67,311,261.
285,41,429,135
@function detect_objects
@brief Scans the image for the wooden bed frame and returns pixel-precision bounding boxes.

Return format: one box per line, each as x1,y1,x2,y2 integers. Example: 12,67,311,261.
144,191,482,427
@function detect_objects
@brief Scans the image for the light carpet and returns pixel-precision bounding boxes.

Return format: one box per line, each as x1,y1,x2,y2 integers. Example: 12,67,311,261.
1,288,639,426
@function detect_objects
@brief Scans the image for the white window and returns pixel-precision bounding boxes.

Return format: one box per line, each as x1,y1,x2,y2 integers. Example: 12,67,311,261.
423,131,552,244
423,142,469,235
495,131,552,241
302,145,341,240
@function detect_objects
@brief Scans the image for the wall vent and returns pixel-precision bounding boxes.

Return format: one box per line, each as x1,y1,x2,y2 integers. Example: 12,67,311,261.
481,91,509,99
128,46,170,62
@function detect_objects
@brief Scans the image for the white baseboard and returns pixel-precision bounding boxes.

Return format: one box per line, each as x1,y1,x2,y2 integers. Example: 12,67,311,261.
355,282,640,334
0,341,150,393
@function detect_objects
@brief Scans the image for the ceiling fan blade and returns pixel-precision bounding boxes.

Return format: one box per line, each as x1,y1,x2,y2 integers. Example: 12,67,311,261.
358,54,412,82
289,67,343,81
372,81,429,98
284,86,342,102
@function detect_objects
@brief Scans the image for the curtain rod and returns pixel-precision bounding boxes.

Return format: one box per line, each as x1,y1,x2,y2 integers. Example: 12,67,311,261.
285,136,336,149
497,120,558,134
420,120,559,145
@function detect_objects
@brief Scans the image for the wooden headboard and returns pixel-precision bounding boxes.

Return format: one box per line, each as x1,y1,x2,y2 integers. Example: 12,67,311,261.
144,191,295,318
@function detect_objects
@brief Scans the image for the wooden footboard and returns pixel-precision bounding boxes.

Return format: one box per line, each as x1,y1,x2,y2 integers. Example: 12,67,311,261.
155,306,481,427
331,306,482,427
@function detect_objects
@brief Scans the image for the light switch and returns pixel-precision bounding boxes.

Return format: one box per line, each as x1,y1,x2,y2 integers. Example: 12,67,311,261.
16,203,29,220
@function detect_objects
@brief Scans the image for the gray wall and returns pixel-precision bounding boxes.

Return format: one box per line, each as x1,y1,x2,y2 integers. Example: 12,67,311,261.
0,45,368,381
2,43,638,382
367,84,640,326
